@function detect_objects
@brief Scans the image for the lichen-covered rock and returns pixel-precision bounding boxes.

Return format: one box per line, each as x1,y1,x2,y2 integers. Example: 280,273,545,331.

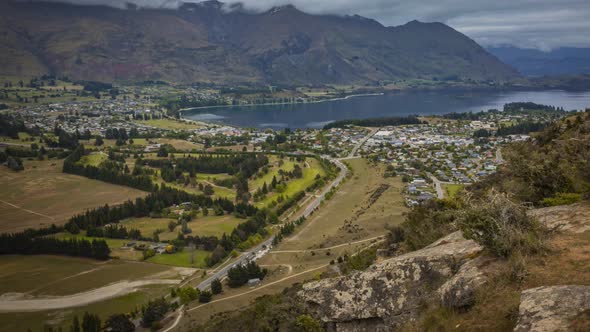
437,256,487,309
297,232,483,331
514,285,590,332
425,230,468,248
528,202,590,234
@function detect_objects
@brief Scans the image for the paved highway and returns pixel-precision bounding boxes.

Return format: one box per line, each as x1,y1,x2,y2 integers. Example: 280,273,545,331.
195,127,376,290
195,127,376,291
343,127,377,159
196,156,349,291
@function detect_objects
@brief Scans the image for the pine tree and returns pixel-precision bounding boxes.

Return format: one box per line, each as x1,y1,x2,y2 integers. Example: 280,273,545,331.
71,316,80,332
211,278,222,294
262,182,268,194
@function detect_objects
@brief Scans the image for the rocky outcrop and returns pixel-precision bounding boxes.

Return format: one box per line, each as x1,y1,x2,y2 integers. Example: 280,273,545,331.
514,285,590,332
528,202,590,234
437,256,488,309
297,232,483,331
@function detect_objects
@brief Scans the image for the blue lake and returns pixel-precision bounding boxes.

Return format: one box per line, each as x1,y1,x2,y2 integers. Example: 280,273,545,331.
183,90,590,129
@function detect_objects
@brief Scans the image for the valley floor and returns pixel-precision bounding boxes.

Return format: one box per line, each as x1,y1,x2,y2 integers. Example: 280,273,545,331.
176,158,407,329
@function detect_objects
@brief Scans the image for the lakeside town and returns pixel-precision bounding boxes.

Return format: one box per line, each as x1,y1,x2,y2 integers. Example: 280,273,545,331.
2,94,567,209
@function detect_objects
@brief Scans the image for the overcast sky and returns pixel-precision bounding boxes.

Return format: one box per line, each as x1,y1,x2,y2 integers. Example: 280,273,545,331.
37,0,590,51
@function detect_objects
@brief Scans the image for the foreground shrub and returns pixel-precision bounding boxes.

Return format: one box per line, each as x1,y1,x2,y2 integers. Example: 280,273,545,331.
458,190,547,258
542,192,582,207
395,199,460,251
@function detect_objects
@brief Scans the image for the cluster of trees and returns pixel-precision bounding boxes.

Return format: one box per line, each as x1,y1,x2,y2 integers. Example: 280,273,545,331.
159,94,227,114
473,128,492,138
272,216,306,245
173,286,214,305
444,103,567,122
496,121,549,136
252,173,288,201
66,186,240,231
63,145,157,192
252,163,315,202
103,314,135,332
503,102,565,113
167,208,271,267
48,302,141,332
211,278,223,294
81,81,113,92
275,190,306,216
0,231,110,260
142,153,271,203
176,234,224,252
232,175,249,203
142,153,269,179
323,116,423,129
86,224,142,240
443,111,488,120
277,164,303,179
1,144,69,170
201,210,270,266
264,132,288,146
46,126,79,149
5,146,41,158
227,261,268,288
105,127,140,140
53,312,105,332
1,152,24,171
141,297,170,329
0,114,27,138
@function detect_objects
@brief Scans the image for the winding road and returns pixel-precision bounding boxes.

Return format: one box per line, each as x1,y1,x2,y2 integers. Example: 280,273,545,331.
196,156,349,291
193,127,377,291
427,173,445,199
161,130,373,331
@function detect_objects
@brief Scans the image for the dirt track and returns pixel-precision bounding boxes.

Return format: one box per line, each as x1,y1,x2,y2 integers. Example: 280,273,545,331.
0,279,179,312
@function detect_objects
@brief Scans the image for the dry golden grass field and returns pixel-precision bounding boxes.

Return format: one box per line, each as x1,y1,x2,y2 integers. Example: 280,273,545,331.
0,159,147,233
0,255,194,332
183,158,407,325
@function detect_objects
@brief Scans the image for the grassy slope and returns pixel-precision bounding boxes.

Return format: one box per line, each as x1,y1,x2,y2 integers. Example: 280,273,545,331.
256,158,326,208
120,217,176,239
185,158,407,325
443,183,464,199
147,250,209,268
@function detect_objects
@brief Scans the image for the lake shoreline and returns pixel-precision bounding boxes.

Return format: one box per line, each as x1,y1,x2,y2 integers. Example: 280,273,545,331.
180,85,590,116
181,89,590,129
178,92,385,114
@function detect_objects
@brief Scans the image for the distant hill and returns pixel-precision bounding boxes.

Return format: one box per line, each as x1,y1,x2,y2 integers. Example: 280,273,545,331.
0,1,518,85
487,46,590,77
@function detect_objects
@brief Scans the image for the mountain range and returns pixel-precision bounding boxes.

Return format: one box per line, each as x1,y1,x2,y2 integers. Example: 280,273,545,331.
487,46,590,77
0,0,519,85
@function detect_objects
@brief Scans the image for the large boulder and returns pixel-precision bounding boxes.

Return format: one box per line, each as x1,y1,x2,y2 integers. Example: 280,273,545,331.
437,256,488,309
514,285,590,332
297,231,483,331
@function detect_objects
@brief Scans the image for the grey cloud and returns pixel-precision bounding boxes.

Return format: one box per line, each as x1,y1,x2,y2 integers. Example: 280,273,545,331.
35,0,590,50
